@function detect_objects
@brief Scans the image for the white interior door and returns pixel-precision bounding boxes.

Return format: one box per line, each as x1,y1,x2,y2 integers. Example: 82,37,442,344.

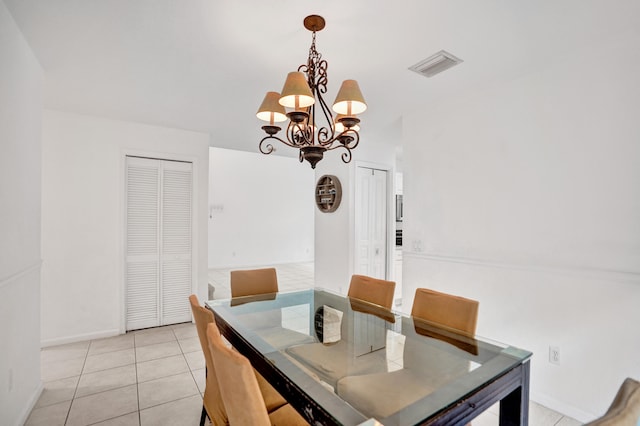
125,157,193,331
355,167,388,279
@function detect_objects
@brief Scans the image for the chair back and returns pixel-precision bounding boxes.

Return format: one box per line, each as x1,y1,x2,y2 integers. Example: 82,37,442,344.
411,288,479,336
347,275,396,309
230,268,278,298
585,378,640,426
189,295,227,425
207,321,271,426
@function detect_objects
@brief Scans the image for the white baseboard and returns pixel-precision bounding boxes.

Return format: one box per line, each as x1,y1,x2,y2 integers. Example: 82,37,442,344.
41,328,121,348
531,391,595,423
15,381,43,426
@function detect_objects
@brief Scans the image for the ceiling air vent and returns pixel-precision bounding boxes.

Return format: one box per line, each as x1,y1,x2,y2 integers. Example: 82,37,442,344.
409,50,463,78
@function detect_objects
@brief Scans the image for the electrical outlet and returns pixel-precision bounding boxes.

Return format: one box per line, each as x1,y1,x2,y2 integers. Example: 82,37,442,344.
549,346,560,365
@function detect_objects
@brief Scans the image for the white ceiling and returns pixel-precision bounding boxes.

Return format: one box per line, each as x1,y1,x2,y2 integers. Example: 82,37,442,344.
4,0,640,157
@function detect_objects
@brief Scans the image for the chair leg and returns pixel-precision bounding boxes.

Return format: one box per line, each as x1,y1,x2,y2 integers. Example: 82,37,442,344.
200,367,208,425
200,405,207,426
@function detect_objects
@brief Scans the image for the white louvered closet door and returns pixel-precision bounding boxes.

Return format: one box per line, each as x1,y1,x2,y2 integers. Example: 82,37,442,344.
160,160,193,325
126,157,193,331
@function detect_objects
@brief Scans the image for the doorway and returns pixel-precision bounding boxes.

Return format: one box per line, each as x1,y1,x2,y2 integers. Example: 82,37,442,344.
355,166,388,279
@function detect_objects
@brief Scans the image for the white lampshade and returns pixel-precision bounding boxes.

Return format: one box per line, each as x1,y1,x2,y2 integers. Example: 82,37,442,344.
279,72,315,109
256,92,287,124
332,79,367,115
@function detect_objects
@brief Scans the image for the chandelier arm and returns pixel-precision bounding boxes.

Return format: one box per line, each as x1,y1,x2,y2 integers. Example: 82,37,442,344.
341,149,352,164
322,139,352,152
340,149,352,164
322,143,350,152
258,137,275,155
315,129,360,149
342,130,361,150
259,134,300,154
349,135,360,150
322,145,355,164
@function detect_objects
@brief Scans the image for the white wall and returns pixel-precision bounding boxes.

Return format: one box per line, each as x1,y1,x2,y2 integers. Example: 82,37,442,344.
314,139,397,294
314,155,354,294
0,2,44,424
207,147,314,268
402,29,640,421
41,110,209,346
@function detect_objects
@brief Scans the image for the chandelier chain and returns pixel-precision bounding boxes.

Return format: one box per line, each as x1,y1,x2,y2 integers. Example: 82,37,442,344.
295,30,335,146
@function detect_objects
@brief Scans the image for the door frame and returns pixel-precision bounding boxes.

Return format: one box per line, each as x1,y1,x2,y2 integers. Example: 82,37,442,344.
119,149,200,334
353,160,395,282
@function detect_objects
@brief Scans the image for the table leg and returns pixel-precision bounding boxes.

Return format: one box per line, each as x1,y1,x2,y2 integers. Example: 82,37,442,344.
499,361,530,426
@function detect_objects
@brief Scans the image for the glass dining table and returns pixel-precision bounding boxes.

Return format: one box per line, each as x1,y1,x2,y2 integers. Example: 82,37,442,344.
206,289,532,426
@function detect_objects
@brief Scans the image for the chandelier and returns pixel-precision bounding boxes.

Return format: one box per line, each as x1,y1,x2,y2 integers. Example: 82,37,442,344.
256,15,367,169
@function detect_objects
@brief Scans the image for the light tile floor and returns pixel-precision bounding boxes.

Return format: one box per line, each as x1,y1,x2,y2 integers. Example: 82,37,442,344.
30,323,208,426
29,262,580,426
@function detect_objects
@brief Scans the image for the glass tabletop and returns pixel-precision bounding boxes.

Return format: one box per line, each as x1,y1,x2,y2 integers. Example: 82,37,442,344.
207,289,532,425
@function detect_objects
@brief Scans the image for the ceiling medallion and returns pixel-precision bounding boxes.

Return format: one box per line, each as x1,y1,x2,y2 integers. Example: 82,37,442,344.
256,15,367,169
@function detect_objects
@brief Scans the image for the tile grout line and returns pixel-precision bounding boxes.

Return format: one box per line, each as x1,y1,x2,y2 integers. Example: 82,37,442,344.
134,332,142,426
62,341,91,425
72,336,140,426
176,325,209,423
73,334,137,425
134,330,201,414
176,325,204,398
554,415,567,426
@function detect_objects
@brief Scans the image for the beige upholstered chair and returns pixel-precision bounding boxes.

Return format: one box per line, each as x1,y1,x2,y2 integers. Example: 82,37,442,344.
189,295,286,425
189,294,228,425
411,288,479,336
347,274,396,309
229,268,314,350
230,267,278,298
207,321,309,425
585,378,640,426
